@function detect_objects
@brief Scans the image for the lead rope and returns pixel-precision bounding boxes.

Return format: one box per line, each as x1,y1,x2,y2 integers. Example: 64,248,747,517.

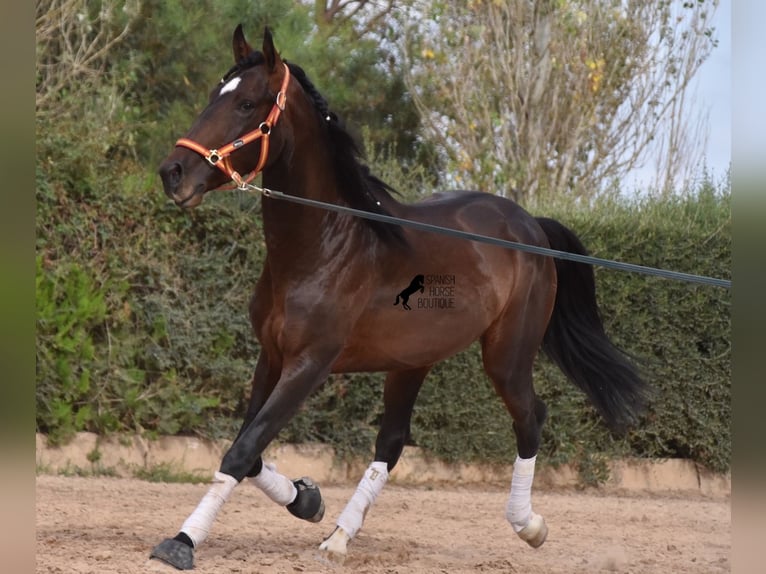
232,181,731,289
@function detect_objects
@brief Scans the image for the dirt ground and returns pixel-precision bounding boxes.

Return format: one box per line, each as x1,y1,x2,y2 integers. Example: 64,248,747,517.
36,474,730,574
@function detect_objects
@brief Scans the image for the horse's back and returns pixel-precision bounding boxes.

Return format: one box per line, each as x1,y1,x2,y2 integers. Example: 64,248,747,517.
402,190,549,249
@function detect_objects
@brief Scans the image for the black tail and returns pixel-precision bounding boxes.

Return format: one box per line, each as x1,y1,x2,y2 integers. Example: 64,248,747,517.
536,217,648,432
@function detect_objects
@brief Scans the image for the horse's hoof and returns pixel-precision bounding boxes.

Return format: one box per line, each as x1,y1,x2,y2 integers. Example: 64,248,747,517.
318,526,349,564
287,477,325,522
517,512,548,548
150,538,194,570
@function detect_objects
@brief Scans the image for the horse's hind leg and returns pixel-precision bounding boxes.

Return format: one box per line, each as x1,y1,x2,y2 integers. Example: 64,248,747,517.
320,366,430,562
481,290,554,549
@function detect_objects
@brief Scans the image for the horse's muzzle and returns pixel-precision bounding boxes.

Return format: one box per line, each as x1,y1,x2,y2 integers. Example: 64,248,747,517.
159,160,206,208
159,160,183,194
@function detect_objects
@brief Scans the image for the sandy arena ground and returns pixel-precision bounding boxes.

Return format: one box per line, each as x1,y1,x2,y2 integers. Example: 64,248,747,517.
36,474,730,573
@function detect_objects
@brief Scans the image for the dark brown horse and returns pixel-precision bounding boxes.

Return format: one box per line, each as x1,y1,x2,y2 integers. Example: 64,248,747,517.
151,25,646,570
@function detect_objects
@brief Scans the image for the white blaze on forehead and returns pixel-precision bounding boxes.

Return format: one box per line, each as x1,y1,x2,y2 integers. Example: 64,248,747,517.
219,77,241,95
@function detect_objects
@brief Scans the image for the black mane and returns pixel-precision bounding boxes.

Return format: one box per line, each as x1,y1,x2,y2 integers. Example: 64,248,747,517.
226,52,406,246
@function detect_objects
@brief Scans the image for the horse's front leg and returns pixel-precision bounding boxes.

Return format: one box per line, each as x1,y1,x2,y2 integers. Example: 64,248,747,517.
232,352,322,520
150,347,337,570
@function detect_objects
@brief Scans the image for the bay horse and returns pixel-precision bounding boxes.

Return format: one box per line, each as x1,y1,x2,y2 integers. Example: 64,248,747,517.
151,25,647,570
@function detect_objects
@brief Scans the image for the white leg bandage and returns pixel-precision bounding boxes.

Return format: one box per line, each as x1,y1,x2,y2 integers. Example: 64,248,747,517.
180,471,238,548
248,462,298,506
506,455,537,533
336,461,389,539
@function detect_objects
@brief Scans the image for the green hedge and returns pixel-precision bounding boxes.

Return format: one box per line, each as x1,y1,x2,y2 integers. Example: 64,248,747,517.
543,187,730,476
36,170,265,442
36,165,731,479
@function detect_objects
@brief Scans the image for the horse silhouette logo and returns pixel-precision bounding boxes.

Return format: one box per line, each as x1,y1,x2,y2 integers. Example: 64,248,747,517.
394,274,425,310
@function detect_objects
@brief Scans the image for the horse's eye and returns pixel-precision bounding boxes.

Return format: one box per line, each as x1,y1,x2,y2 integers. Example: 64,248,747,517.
239,100,255,112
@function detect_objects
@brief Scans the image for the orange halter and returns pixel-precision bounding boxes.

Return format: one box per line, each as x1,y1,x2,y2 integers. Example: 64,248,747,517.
175,63,291,188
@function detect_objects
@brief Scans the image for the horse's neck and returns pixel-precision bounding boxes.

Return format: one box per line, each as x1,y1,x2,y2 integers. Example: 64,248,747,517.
260,159,373,271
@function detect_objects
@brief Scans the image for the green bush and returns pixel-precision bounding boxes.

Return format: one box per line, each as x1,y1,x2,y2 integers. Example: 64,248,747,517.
574,185,731,472
36,160,265,443
36,255,108,442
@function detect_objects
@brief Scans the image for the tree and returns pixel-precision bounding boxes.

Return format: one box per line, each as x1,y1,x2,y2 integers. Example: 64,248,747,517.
306,1,424,168
314,0,397,37
36,0,141,115
401,0,719,202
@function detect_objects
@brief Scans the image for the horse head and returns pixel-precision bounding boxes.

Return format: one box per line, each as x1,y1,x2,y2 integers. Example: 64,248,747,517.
159,26,292,208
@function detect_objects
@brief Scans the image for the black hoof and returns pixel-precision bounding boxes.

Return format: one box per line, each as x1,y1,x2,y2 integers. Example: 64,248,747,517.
286,477,325,523
150,538,194,570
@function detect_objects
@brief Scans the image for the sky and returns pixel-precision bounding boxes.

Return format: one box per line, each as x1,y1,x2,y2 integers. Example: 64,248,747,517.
696,0,731,179
627,0,731,189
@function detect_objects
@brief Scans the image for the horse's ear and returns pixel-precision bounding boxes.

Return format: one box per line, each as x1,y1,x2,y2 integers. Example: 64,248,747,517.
262,26,282,71
232,24,253,64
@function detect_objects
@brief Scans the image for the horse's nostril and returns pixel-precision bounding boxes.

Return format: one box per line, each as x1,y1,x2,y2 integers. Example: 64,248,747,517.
160,161,183,188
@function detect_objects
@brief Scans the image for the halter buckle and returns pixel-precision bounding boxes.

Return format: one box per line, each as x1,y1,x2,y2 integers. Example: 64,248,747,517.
206,149,222,166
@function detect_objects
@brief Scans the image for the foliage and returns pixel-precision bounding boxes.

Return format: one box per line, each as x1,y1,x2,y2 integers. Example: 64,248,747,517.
401,0,720,200
537,179,730,473
36,0,142,113
133,462,209,483
36,254,108,443
36,161,265,443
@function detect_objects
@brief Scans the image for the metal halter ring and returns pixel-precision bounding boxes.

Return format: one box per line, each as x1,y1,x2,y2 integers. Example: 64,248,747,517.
259,122,272,135
275,90,287,111
206,149,222,165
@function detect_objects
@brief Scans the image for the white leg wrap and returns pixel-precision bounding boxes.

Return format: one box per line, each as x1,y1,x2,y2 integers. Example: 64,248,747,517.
247,462,298,506
506,455,536,533
336,461,389,539
180,471,238,548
